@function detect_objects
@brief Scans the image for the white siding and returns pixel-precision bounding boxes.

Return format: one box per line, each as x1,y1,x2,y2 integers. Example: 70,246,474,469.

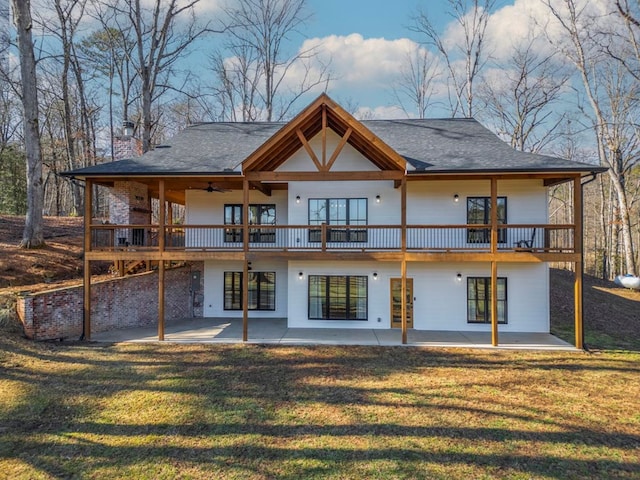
184,132,552,333
407,179,548,224
203,259,288,318
286,261,549,332
288,180,399,227
277,129,375,172
186,189,288,224
408,262,549,333
287,261,398,329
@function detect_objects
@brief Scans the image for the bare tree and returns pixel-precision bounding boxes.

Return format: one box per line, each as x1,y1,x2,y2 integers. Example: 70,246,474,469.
38,0,88,215
391,47,441,119
411,0,495,118
210,44,261,121
12,0,45,247
612,0,640,81
478,37,570,152
97,0,211,152
542,0,640,275
80,26,138,159
0,78,27,215
216,0,331,121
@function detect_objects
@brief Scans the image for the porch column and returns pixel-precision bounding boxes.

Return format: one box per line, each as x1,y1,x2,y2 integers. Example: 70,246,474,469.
158,180,165,253
401,259,407,345
401,177,407,345
158,180,166,340
83,179,92,340
158,260,165,340
242,178,249,342
401,177,407,252
490,178,498,254
491,260,498,346
490,178,498,346
574,175,583,349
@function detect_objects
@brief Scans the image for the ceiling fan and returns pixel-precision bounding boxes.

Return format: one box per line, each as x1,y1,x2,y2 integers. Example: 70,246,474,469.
203,182,229,193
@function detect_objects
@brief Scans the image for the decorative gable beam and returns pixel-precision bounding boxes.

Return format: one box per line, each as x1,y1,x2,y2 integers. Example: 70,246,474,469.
242,93,407,173
326,127,352,172
322,104,327,166
296,128,323,171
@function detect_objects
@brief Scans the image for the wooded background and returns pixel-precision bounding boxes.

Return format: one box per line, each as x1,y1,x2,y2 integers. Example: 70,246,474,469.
1,0,639,278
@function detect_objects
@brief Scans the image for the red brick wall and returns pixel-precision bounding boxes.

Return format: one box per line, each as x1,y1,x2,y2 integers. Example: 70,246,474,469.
16,263,204,341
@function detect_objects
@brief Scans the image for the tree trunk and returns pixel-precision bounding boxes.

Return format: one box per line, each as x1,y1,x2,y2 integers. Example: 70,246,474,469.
609,168,636,275
13,0,44,248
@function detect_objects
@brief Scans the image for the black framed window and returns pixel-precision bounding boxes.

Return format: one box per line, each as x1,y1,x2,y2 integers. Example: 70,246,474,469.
467,277,507,324
224,271,276,310
224,204,276,243
308,275,368,320
467,197,507,243
308,198,367,242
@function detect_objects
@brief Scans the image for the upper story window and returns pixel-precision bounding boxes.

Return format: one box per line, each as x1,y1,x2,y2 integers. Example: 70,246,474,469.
308,198,367,242
224,204,276,243
467,197,507,243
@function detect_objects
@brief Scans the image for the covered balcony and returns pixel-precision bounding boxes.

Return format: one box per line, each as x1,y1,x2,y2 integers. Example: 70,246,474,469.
88,223,576,259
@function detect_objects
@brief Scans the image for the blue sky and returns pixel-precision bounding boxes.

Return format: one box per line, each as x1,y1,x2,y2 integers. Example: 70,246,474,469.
306,0,431,39
188,0,490,117
26,0,608,124
288,0,520,117
306,0,511,38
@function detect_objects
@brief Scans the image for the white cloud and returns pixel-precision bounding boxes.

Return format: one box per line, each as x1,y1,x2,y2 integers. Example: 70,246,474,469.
301,33,420,88
264,34,455,118
438,0,621,62
140,0,224,15
353,104,407,120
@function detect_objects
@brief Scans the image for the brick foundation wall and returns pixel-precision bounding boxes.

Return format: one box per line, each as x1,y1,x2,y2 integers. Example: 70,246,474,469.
16,263,204,341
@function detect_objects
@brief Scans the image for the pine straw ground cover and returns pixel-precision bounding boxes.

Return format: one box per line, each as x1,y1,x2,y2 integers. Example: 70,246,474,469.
0,335,639,480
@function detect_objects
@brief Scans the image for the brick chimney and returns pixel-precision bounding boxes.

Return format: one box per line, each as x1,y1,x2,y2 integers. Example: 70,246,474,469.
109,120,149,238
113,120,142,161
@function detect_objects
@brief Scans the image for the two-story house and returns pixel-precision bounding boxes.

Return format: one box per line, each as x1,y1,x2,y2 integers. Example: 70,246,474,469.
65,94,604,347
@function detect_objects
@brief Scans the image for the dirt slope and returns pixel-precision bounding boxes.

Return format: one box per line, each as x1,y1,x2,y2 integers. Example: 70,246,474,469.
0,215,106,293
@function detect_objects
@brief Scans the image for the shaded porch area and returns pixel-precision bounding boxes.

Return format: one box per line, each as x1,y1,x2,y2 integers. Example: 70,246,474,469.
91,317,577,350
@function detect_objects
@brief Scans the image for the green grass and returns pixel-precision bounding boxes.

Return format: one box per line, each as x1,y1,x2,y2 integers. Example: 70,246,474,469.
1,336,639,479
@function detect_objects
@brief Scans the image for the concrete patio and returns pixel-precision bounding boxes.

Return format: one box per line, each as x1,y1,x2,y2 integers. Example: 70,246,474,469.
91,317,578,350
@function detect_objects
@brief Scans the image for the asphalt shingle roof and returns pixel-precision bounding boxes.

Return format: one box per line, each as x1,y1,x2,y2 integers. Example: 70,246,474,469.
66,118,602,177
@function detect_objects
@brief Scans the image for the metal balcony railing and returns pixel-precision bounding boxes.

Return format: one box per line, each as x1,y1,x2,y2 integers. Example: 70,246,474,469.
89,223,575,253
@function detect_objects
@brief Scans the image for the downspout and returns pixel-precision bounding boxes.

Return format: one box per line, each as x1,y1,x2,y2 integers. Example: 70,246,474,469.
579,172,598,351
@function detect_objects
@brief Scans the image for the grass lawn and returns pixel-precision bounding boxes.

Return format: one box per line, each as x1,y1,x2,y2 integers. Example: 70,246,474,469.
0,335,639,479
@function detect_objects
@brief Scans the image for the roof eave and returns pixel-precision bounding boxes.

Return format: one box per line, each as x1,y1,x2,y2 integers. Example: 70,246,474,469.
407,166,607,175
62,171,243,180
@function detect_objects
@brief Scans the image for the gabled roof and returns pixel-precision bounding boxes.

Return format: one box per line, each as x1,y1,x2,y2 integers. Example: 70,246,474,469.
64,96,604,179
242,93,406,172
364,119,600,174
